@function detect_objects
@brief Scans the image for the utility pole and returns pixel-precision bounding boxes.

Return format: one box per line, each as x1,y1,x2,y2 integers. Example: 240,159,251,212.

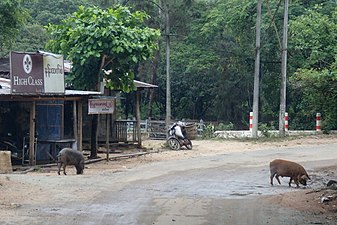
279,0,289,137
252,0,262,138
163,1,171,138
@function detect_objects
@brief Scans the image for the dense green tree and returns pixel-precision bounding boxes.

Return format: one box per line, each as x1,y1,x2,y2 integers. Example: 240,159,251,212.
199,0,256,124
1,0,95,56
29,0,93,26
0,0,28,56
4,0,337,131
288,4,337,130
153,0,257,125
46,5,160,92
10,24,50,52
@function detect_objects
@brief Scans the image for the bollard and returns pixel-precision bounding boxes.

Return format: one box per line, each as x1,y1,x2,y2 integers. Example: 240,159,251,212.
0,151,12,173
316,113,321,131
284,112,289,131
249,112,253,131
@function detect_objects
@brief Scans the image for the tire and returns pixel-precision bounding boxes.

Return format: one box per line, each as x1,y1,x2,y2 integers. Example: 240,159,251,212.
167,138,181,150
185,139,192,150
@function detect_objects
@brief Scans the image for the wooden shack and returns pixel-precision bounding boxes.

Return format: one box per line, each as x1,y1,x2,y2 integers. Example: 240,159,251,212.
0,51,157,165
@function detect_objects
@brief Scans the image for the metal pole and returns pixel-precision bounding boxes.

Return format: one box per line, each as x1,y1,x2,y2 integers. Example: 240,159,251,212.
279,0,289,137
252,0,262,138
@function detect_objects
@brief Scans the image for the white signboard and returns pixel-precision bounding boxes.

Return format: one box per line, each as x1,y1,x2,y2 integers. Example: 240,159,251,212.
88,99,115,114
43,54,65,93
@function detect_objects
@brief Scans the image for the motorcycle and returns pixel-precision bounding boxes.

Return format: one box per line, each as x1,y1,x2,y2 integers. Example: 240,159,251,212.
167,122,192,150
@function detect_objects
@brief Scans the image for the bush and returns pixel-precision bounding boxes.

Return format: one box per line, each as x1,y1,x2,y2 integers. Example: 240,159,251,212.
216,122,234,131
202,123,215,139
259,123,276,138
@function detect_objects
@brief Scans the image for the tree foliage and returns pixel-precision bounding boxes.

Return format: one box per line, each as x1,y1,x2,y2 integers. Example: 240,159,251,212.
4,0,337,130
288,4,337,130
46,5,160,92
153,0,257,125
30,0,93,26
0,0,28,56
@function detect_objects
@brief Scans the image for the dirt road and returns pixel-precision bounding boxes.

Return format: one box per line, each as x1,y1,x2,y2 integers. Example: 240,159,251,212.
1,135,337,225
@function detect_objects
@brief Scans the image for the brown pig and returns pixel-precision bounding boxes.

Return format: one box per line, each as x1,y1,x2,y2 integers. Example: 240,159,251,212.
270,159,310,187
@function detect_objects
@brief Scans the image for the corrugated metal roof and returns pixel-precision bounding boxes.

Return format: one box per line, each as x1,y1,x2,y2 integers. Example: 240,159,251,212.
0,78,102,96
0,77,156,96
134,80,158,89
65,90,102,95
103,69,158,89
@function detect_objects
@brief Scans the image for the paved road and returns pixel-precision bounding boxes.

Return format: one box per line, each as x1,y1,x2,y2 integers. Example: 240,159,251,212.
2,143,337,225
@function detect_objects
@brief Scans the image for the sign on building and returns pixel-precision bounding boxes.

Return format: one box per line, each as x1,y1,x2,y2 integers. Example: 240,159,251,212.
88,99,115,114
43,53,65,93
10,51,65,94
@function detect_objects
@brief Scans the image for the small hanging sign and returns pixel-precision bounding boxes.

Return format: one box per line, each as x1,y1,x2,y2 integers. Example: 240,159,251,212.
88,98,115,114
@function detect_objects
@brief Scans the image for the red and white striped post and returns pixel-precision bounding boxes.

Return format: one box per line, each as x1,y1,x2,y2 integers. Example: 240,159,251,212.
284,112,289,131
249,112,253,131
316,113,321,131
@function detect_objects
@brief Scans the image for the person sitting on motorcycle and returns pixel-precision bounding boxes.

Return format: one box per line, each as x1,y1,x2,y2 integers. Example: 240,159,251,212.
170,121,186,139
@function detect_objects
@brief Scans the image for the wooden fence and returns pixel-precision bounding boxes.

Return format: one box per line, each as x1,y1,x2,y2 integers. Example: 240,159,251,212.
94,119,203,145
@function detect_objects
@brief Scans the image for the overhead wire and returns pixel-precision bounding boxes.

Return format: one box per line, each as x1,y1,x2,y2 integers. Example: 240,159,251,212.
265,0,283,50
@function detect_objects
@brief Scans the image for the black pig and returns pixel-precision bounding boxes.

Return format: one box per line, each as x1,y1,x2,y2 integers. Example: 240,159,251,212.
57,148,84,175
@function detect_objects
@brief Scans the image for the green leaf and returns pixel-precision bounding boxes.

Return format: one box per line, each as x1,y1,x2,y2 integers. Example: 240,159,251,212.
46,5,160,91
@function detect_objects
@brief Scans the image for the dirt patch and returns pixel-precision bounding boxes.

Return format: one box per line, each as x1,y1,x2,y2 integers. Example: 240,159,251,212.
266,165,337,215
1,134,337,220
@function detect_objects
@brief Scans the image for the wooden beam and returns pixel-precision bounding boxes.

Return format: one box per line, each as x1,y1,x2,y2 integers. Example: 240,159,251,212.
135,90,142,147
77,101,83,151
73,100,78,150
0,96,85,101
106,114,110,161
29,101,36,166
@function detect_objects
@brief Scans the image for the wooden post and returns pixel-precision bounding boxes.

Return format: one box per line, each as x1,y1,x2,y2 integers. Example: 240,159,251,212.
136,90,142,148
29,101,36,166
106,114,110,161
73,100,78,150
77,101,83,151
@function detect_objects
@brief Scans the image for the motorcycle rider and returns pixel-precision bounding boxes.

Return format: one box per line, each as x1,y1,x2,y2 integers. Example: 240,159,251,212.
167,120,192,150
169,121,187,139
